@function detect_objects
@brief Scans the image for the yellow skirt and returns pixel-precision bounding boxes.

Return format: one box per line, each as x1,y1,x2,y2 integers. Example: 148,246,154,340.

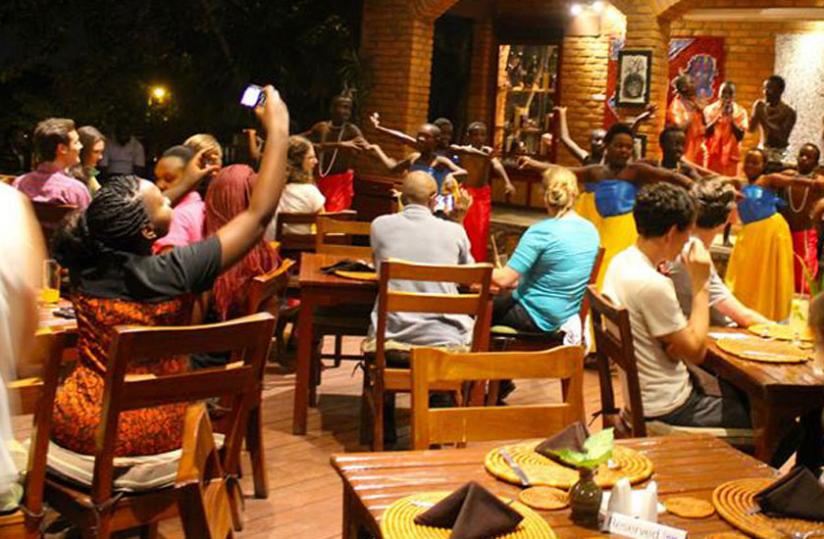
574,192,604,233
596,212,638,290
725,213,794,321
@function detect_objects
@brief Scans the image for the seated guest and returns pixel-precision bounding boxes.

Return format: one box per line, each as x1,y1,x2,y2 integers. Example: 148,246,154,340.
668,179,770,327
603,183,751,429
492,167,599,345
70,125,106,195
0,183,46,508
14,118,91,209
49,86,288,458
153,145,193,190
264,135,324,239
363,170,475,356
151,161,207,255
184,133,223,168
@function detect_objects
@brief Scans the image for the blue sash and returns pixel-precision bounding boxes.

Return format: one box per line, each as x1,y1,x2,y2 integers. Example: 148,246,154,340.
738,185,782,224
410,162,447,191
592,180,638,217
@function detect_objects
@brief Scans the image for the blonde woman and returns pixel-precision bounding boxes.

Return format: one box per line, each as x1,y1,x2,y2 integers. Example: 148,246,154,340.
491,166,600,338
265,135,324,239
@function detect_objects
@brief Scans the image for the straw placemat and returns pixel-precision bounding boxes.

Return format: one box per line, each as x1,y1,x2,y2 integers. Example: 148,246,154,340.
748,324,813,342
380,492,556,539
485,442,653,489
716,337,810,364
333,270,377,281
712,478,824,539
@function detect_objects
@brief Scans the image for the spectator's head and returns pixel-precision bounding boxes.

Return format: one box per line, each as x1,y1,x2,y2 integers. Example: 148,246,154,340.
287,136,317,184
77,126,106,168
633,183,696,260
33,118,81,167
764,75,786,103
416,124,441,153
401,170,438,208
797,143,821,175
674,74,695,98
691,179,736,232
466,121,487,147
433,118,454,149
542,167,578,217
659,126,686,164
205,164,256,234
604,123,634,168
743,148,767,182
184,133,222,167
154,145,193,191
54,175,173,267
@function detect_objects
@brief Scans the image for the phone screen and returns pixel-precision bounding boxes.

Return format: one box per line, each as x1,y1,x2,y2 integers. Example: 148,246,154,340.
434,195,454,213
240,85,263,108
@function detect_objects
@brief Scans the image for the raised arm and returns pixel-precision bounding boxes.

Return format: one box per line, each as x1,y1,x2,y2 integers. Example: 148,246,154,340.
628,104,657,133
554,106,589,164
369,112,417,148
215,86,289,270
491,157,516,195
365,143,408,173
161,148,221,206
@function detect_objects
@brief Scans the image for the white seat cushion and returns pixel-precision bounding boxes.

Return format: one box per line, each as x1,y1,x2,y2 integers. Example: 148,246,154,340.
645,420,753,447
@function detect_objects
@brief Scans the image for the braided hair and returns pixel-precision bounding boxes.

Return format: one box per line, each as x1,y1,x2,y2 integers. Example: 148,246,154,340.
53,175,153,269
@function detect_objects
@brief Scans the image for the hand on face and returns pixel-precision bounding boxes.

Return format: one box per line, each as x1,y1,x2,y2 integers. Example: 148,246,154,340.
684,238,712,290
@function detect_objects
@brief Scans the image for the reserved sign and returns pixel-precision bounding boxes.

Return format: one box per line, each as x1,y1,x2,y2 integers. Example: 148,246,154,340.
604,513,688,539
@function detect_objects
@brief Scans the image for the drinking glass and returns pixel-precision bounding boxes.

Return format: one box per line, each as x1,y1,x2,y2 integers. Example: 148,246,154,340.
789,295,809,346
41,259,61,304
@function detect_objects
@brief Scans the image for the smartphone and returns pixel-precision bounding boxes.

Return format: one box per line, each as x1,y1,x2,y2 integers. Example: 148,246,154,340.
434,195,454,213
240,84,265,108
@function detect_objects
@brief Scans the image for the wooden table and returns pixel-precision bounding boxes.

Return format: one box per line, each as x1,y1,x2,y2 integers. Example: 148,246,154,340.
705,327,824,466
293,252,377,435
332,434,776,538
37,299,77,337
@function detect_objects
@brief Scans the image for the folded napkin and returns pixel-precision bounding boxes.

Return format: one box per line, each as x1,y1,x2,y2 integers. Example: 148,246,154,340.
414,481,523,539
755,467,824,521
535,421,590,461
320,259,375,274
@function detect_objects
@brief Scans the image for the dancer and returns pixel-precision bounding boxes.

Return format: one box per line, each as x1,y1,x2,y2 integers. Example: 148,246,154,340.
519,123,693,287
667,74,706,165
555,105,656,165
303,89,368,211
749,75,797,171
704,81,748,176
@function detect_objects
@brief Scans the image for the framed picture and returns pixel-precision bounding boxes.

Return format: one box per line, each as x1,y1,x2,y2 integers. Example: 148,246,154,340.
633,134,647,159
617,50,652,107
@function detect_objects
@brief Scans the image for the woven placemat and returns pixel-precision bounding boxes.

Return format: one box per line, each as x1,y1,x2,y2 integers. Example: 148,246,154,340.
716,337,810,364
748,324,813,342
333,270,377,281
379,492,556,539
485,442,653,489
712,478,824,539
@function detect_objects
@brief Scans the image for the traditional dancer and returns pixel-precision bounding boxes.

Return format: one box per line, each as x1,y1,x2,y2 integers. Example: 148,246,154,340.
303,89,368,211
749,75,797,171
667,74,706,165
704,81,748,176
519,123,693,288
555,105,656,165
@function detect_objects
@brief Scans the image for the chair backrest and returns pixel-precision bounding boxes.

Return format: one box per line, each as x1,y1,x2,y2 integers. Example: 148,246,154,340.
91,313,275,508
275,210,357,253
32,202,76,246
578,246,605,326
374,260,494,373
586,285,646,437
245,259,295,316
315,216,372,258
410,346,585,449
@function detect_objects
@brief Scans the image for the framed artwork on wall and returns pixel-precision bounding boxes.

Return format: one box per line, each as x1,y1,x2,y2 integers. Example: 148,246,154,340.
617,49,652,107
633,134,647,158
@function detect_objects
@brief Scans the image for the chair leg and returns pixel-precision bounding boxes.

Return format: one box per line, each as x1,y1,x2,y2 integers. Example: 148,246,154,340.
334,335,343,367
372,385,385,452
359,372,373,446
274,316,288,364
246,403,268,499
309,339,322,407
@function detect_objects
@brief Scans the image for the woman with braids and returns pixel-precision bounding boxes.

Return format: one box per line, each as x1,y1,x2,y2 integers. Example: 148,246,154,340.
49,86,288,460
491,167,599,344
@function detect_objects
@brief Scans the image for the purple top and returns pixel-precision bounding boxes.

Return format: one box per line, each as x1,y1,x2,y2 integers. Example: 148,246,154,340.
13,164,91,209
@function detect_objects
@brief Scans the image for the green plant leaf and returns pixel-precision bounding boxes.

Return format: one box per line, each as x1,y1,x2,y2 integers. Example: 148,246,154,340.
551,428,614,469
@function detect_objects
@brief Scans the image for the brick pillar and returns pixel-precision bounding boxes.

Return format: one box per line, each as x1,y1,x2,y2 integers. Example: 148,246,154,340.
466,19,495,130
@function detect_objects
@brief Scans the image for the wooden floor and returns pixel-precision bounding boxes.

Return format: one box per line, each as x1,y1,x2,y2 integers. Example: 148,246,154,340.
152,336,611,539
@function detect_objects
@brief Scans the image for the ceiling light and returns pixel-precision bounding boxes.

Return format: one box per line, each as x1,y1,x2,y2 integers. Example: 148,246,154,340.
570,3,583,16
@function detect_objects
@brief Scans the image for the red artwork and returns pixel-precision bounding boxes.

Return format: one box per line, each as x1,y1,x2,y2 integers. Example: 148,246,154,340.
667,37,725,106
603,35,624,129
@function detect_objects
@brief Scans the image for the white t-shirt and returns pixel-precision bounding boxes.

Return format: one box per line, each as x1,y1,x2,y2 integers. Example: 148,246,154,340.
265,183,326,240
602,245,692,417
101,136,145,175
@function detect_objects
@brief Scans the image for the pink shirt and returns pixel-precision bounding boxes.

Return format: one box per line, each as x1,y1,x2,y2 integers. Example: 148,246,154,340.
152,191,205,253
13,164,91,209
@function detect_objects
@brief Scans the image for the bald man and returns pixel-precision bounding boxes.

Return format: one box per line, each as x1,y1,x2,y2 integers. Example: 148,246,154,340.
364,171,476,357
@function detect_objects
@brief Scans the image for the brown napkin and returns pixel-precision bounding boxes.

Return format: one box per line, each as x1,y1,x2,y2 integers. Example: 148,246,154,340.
755,467,824,521
414,481,523,539
534,421,590,462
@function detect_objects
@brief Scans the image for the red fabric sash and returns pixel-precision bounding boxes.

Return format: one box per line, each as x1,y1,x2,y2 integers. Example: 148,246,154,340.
317,169,355,212
462,185,492,263
791,228,819,294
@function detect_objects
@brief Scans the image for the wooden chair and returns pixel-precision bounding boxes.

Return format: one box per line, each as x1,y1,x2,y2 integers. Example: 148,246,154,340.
586,285,753,445
275,210,357,257
315,216,372,259
32,201,76,247
410,346,585,449
43,313,275,539
0,332,66,539
363,260,494,450
491,247,605,351
242,258,294,500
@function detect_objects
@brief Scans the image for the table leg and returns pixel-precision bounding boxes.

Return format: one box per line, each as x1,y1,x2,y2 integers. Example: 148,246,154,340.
342,484,356,539
797,408,824,475
293,293,315,435
751,402,785,465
